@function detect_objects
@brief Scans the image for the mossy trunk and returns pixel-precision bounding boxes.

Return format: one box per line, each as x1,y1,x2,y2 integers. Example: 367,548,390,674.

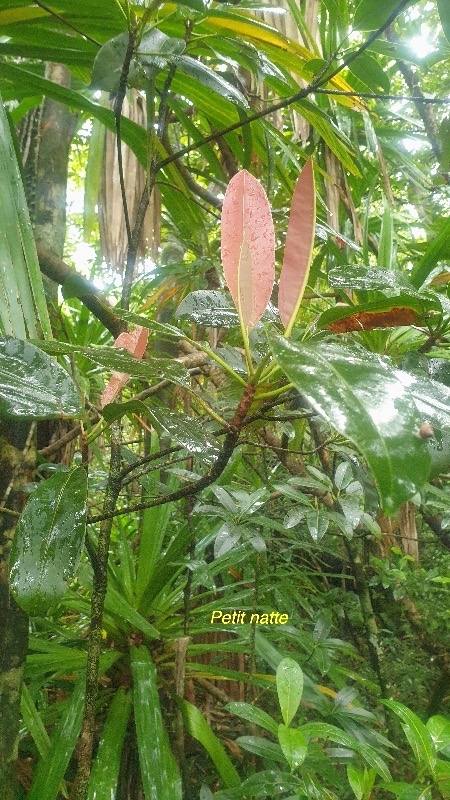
0,423,34,798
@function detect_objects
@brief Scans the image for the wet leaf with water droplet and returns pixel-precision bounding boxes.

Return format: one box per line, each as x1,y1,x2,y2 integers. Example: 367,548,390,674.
0,337,82,419
9,467,88,615
277,657,304,726
270,336,431,514
221,170,275,329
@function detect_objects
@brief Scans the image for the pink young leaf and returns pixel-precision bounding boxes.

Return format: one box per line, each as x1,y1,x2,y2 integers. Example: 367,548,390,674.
278,159,316,332
221,169,275,329
100,325,148,408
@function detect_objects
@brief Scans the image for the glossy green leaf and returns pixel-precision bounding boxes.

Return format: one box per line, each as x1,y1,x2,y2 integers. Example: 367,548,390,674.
348,53,390,93
176,290,278,328
383,700,436,772
27,678,85,800
91,32,137,92
236,735,285,763
225,702,278,736
177,290,239,326
179,698,241,788
427,715,450,752
347,764,364,800
353,0,414,31
87,689,132,800
328,264,412,292
299,721,357,748
149,407,219,463
277,724,308,770
0,337,81,419
306,510,329,542
105,586,160,639
276,658,303,726
35,340,191,387
137,28,185,74
131,646,182,800
10,467,87,614
270,337,431,513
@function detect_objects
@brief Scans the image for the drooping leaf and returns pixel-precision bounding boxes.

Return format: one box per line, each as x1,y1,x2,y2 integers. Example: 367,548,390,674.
27,678,85,800
383,700,436,772
221,170,275,329
178,699,241,788
236,736,286,763
347,765,371,800
91,32,139,92
9,467,88,614
270,336,431,513
276,658,304,727
36,339,190,388
131,646,182,800
0,337,82,419
172,55,249,108
225,702,278,736
278,159,316,333
306,510,329,542
277,725,308,770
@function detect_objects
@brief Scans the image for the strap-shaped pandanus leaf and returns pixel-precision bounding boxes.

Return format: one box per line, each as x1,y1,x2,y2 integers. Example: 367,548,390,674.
278,159,316,336
221,169,275,330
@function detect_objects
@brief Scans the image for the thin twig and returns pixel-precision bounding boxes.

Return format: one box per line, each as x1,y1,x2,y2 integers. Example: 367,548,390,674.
71,423,122,800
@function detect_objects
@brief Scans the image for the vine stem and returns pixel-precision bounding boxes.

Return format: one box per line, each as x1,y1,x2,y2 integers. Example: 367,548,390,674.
70,421,122,800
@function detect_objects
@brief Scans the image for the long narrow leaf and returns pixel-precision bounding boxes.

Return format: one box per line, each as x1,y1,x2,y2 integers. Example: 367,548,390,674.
0,92,52,338
179,698,241,788
87,689,132,800
131,646,182,800
27,678,85,800
278,159,316,334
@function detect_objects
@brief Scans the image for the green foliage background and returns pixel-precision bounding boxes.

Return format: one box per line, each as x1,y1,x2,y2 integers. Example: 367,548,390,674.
1,1,450,799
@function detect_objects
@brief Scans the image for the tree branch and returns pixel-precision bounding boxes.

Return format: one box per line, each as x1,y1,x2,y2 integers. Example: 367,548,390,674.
36,243,125,338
